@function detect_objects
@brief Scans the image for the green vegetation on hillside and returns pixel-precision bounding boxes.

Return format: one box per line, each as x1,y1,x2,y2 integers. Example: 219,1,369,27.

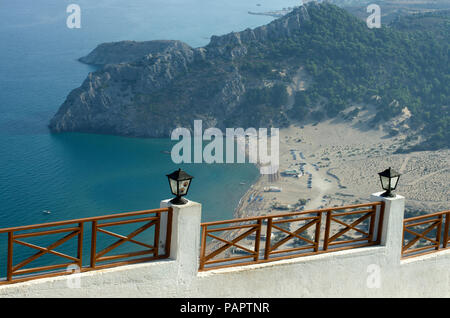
239,4,449,150
102,3,448,149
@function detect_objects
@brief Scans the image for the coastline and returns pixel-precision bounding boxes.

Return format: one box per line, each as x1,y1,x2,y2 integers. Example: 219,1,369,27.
232,170,263,219
198,115,450,260
232,120,450,221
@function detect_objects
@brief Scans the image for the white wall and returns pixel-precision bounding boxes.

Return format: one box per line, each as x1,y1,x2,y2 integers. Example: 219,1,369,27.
1,194,450,298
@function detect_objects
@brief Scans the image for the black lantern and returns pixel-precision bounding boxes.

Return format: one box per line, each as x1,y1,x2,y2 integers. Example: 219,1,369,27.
378,167,401,197
166,168,193,205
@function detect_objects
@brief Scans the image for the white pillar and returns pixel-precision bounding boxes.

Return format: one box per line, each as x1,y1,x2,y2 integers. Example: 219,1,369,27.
160,199,202,277
370,192,405,265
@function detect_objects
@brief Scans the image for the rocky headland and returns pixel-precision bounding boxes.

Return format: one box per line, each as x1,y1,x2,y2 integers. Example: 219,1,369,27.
49,3,449,152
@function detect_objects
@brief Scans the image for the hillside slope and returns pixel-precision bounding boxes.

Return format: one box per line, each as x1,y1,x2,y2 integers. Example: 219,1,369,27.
49,3,449,151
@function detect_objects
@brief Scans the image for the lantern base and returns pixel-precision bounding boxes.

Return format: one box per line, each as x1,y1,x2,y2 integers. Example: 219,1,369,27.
380,190,395,198
169,196,188,205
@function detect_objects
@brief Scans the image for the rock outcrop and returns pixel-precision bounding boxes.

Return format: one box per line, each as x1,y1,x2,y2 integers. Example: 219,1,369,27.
49,5,312,137
78,40,191,65
48,2,448,152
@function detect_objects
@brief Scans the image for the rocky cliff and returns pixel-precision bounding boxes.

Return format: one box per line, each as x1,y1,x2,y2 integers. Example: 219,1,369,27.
48,3,449,150
49,5,311,137
78,40,192,65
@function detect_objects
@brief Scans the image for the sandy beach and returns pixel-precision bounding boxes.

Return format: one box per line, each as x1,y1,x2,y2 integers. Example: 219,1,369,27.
204,109,449,262
233,117,449,220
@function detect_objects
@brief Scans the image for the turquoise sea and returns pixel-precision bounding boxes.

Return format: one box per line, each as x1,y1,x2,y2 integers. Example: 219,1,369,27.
0,0,300,276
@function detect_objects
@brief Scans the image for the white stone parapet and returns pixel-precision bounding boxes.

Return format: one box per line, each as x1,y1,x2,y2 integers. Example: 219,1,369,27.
1,194,450,298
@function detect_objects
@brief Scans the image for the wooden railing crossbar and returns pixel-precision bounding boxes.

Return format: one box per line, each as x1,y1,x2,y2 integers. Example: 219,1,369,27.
0,207,173,285
402,210,450,258
199,202,384,271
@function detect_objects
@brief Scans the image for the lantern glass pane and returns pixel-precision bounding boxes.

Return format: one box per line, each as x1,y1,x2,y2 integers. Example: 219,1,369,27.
169,178,178,195
178,179,191,195
390,176,399,190
380,175,390,190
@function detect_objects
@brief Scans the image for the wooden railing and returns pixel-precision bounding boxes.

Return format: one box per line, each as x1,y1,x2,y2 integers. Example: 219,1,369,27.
402,210,450,259
0,207,172,285
199,202,384,271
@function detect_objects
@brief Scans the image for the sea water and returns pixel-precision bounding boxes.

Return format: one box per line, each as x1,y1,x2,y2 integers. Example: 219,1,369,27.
0,0,299,276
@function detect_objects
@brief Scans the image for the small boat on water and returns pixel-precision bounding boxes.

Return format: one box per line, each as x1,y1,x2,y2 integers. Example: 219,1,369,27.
42,210,51,214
